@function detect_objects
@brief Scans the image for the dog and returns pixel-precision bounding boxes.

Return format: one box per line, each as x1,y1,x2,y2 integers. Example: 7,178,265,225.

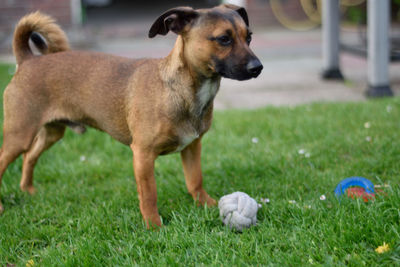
0,4,263,228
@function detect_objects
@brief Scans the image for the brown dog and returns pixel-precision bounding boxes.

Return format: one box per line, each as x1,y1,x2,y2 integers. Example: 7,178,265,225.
0,4,262,227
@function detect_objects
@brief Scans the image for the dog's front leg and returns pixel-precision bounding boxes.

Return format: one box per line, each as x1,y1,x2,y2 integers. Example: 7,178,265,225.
131,146,161,228
180,138,217,207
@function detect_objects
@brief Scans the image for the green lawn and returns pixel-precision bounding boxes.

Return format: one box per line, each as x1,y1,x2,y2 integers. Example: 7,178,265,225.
0,63,399,266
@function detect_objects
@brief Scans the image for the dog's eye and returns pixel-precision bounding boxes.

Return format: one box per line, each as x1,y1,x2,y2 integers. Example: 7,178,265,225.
216,35,232,46
246,33,252,45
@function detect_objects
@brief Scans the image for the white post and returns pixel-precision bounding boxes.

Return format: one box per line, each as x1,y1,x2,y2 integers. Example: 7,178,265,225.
321,0,343,79
70,0,83,26
366,0,393,97
222,0,247,8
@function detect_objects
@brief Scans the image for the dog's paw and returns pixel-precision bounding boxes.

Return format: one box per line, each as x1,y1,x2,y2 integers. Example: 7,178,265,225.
20,185,36,195
203,196,217,207
144,214,162,229
194,190,217,207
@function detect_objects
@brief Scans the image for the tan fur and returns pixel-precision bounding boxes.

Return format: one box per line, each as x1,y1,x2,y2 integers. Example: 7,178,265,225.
0,6,261,228
13,11,69,64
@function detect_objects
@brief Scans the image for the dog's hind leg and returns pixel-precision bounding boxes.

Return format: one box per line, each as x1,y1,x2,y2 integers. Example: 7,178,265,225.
20,124,65,194
0,128,38,213
0,84,45,213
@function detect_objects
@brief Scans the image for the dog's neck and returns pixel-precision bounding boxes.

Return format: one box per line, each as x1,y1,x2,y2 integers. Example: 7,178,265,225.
161,36,220,116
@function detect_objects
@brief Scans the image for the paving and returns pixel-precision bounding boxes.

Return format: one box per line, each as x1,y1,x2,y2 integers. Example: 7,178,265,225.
1,24,399,109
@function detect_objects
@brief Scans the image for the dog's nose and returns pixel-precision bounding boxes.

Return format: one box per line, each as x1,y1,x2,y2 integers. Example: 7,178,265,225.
247,59,263,77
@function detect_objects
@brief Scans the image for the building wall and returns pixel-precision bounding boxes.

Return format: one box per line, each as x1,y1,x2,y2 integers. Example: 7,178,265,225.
247,0,311,28
0,0,310,38
0,0,72,34
1,0,308,32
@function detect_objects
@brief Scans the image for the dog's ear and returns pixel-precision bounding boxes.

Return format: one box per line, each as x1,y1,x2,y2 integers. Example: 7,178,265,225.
222,4,249,26
149,7,199,38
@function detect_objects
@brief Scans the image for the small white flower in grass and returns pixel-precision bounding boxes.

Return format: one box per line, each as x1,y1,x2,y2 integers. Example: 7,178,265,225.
364,122,371,129
298,149,311,158
288,200,296,204
386,105,393,113
365,136,372,142
258,204,262,208
80,155,86,162
375,183,390,188
260,198,270,204
319,194,326,201
251,137,259,144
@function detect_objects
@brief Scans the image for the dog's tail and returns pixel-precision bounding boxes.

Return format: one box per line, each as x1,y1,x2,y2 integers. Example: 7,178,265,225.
13,11,69,65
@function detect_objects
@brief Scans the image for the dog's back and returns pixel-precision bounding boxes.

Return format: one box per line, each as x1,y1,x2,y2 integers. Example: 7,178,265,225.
10,12,165,144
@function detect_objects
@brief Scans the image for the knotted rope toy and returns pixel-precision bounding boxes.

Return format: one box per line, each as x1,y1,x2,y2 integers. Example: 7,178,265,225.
218,192,259,231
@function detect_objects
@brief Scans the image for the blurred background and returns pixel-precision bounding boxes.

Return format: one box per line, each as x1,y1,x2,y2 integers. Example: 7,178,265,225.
0,0,399,108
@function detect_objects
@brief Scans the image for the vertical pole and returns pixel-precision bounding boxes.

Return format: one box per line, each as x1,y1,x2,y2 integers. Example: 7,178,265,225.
70,0,83,26
222,0,247,8
366,0,393,97
321,0,343,79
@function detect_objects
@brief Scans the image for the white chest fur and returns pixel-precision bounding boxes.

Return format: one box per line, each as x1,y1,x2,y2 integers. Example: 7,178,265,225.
172,79,219,153
195,79,219,115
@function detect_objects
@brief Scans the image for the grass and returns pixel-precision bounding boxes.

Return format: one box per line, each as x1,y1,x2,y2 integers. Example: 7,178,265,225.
0,62,399,266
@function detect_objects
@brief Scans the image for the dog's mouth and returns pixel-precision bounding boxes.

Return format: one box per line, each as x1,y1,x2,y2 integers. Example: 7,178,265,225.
217,67,262,81
219,71,253,81
214,58,263,81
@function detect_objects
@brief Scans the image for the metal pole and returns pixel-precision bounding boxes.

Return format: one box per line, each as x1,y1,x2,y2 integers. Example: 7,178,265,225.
321,0,343,79
366,0,393,97
222,0,247,8
70,0,83,26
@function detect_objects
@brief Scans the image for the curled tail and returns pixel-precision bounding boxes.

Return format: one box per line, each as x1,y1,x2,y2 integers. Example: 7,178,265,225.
13,11,69,65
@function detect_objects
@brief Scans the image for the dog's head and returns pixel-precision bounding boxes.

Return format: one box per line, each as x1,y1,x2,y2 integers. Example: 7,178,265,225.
149,5,263,81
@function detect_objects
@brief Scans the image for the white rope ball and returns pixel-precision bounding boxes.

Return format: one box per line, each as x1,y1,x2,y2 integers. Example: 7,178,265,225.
218,192,259,231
